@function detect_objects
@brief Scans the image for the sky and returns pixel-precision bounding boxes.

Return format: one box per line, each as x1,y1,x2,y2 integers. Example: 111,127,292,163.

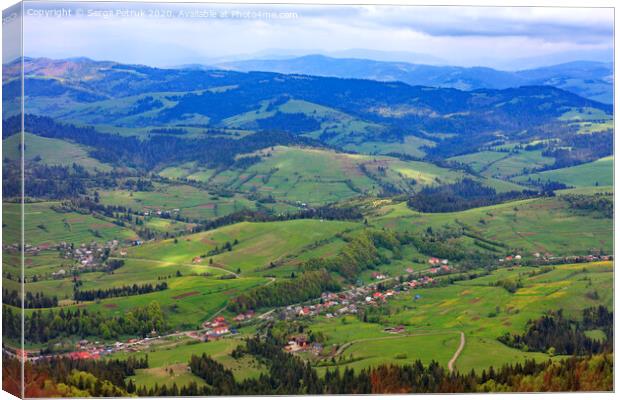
11,1,615,70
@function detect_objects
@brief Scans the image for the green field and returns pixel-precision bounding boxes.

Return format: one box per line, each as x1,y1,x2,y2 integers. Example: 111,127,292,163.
156,146,528,207
104,254,611,390
97,183,259,221
450,149,554,178
4,132,113,172
128,218,360,275
515,156,613,188
3,202,137,247
342,135,436,158
308,261,611,374
370,197,612,256
24,273,269,330
208,146,481,204
558,107,613,134
111,337,267,387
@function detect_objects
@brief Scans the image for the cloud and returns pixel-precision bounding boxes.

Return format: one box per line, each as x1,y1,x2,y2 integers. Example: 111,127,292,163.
20,3,613,69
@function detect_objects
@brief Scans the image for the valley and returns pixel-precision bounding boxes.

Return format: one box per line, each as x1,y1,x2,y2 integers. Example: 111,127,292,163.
2,56,614,396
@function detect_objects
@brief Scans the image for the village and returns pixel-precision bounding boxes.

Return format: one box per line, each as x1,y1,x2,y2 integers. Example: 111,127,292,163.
8,250,613,363
53,240,123,278
13,256,455,362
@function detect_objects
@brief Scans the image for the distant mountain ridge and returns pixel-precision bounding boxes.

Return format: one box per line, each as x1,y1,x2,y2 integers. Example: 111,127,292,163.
5,56,612,163
210,55,613,104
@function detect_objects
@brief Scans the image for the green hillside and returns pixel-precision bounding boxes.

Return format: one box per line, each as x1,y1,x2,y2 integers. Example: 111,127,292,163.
3,132,112,171
516,156,613,187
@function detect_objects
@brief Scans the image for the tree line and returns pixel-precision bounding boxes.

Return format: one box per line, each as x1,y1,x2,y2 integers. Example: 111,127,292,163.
2,354,147,398
230,269,339,313
142,335,612,395
11,114,321,171
6,332,612,397
73,282,168,301
2,301,166,343
3,289,58,309
407,178,537,213
563,194,613,218
498,306,613,355
301,229,400,281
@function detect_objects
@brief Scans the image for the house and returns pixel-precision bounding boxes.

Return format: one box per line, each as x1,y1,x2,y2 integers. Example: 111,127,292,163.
429,267,439,274
370,272,386,280
372,292,384,299
440,265,450,272
406,267,414,274
285,335,310,352
233,311,255,322
514,255,522,260
291,335,309,347
212,325,229,335
428,257,440,265
298,307,311,316
192,256,203,264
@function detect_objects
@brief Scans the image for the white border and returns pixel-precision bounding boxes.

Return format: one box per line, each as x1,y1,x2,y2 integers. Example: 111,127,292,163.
0,1,616,400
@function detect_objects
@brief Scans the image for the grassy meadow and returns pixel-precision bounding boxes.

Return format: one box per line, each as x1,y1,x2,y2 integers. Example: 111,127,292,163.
370,197,612,256
515,156,613,188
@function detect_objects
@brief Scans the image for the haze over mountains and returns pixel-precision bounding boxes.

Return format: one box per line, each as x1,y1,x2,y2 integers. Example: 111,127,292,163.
203,55,613,104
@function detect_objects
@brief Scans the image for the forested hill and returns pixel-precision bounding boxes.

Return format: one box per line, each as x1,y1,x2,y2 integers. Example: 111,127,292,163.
2,57,613,162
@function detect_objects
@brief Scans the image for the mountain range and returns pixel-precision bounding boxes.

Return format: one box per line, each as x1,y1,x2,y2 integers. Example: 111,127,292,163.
204,55,613,104
2,56,612,170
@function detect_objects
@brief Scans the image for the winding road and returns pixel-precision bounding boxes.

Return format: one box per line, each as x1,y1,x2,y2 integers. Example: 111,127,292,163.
332,329,466,373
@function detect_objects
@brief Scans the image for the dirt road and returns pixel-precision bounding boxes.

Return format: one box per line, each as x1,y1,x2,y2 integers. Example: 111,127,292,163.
447,331,465,372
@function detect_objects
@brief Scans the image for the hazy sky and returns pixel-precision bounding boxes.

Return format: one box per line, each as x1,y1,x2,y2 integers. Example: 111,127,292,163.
17,1,614,69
